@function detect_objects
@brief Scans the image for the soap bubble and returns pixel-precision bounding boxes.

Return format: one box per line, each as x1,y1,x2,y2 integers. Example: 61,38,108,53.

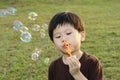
31,24,40,31
41,23,48,30
0,10,4,17
13,20,29,31
40,29,45,33
19,26,29,32
31,53,39,61
44,57,50,64
33,48,42,55
40,32,46,39
20,31,32,42
0,9,9,17
31,48,42,61
40,29,46,38
0,7,17,17
28,12,38,20
7,7,17,15
13,20,24,31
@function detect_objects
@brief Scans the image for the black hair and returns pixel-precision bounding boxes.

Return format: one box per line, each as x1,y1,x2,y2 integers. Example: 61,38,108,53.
48,11,85,42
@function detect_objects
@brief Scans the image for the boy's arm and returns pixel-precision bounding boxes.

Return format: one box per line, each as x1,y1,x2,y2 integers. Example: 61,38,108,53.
88,59,103,80
73,71,88,80
48,62,54,80
66,56,88,80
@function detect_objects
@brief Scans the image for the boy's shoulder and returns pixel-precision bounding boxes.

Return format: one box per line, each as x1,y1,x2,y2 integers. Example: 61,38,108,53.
82,52,100,64
49,56,63,67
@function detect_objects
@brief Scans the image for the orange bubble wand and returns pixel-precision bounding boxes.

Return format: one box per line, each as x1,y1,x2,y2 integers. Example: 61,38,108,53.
63,40,72,56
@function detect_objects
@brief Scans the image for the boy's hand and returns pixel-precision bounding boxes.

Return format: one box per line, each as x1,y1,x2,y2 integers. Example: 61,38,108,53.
66,56,81,76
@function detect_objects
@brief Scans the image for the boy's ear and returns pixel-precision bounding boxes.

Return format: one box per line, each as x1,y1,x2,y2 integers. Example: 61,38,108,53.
81,31,86,41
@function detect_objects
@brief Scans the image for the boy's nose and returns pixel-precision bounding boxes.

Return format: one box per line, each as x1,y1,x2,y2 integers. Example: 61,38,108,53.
61,37,66,42
61,35,68,43
62,40,64,42
62,39,66,43
62,39,66,42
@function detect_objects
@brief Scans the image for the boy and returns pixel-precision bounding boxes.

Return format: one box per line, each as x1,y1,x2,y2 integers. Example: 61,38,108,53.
48,11,103,80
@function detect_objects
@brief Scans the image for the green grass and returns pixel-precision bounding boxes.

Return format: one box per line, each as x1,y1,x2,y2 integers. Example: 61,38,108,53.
0,0,120,80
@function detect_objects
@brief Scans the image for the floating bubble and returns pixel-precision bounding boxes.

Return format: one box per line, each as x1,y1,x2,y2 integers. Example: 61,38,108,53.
13,21,28,32
41,23,48,30
20,31,32,42
28,12,38,20
40,32,46,39
0,9,9,17
31,24,40,31
40,29,46,38
31,48,42,61
44,57,50,64
40,29,45,33
0,10,4,17
13,20,24,31
31,53,39,61
19,26,29,32
33,48,42,55
7,7,17,15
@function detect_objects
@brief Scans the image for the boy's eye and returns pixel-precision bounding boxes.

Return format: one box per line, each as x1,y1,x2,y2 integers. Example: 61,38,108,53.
56,36,61,38
66,32,71,35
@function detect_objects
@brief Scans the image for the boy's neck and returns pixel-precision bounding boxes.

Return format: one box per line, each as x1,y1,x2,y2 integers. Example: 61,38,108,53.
72,49,83,59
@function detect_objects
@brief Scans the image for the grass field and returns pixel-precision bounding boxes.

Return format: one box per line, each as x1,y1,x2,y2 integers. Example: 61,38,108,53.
0,0,120,80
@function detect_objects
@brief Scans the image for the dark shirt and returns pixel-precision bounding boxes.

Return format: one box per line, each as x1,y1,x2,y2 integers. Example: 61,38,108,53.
48,52,103,80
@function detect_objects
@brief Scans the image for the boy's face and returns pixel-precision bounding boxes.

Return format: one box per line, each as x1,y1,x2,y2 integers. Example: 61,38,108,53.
53,23,85,55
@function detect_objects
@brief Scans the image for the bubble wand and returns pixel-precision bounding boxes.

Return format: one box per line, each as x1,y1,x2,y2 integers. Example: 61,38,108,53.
63,40,72,56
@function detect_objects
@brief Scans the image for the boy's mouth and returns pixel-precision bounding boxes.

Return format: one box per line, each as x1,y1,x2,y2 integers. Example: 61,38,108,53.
63,40,72,56
63,43,70,49
63,45,67,49
63,40,70,49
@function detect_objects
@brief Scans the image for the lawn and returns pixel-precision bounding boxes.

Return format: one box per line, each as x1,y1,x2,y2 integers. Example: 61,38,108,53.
0,0,120,80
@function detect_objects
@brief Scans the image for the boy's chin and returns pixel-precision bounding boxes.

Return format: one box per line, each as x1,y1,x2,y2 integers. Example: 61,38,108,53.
61,50,68,55
64,52,71,56
59,49,71,56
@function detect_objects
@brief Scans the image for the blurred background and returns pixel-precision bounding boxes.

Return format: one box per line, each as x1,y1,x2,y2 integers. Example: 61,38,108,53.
0,0,120,80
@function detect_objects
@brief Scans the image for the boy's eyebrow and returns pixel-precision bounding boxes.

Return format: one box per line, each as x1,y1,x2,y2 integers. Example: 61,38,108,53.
53,32,60,36
65,29,72,32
